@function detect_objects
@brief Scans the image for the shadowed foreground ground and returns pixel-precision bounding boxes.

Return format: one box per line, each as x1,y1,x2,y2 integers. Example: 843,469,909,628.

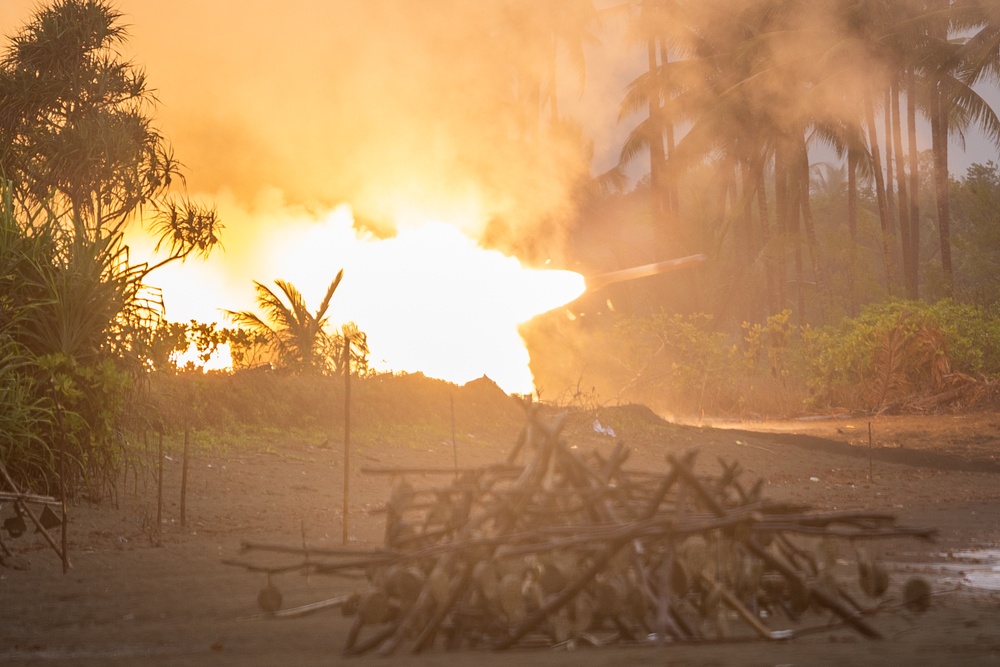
2,405,1000,666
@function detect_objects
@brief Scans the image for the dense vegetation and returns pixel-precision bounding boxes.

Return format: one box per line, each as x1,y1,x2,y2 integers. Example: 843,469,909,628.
0,1,219,496
2,0,1000,500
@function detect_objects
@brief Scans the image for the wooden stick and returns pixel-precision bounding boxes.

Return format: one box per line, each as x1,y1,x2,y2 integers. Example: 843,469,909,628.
271,593,353,618
666,453,883,640
156,432,164,538
180,422,190,528
450,393,458,477
0,460,68,566
361,465,522,476
713,577,781,640
54,392,70,573
412,562,472,653
343,338,352,545
0,492,61,505
240,541,398,558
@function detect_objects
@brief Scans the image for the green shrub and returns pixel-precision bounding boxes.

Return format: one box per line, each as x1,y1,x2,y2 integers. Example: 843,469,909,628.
805,299,1000,410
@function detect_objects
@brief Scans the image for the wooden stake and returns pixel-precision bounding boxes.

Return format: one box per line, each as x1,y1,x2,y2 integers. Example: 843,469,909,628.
868,421,873,483
157,432,164,537
450,394,458,477
180,422,190,528
343,337,352,545
55,397,69,573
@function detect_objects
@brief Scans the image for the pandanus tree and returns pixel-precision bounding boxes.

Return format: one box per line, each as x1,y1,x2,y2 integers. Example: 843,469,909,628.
0,0,222,495
0,0,219,254
0,0,221,365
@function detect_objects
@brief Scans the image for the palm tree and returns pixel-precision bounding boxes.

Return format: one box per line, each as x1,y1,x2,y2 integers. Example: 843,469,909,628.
495,0,598,142
226,270,344,374
913,1,1000,295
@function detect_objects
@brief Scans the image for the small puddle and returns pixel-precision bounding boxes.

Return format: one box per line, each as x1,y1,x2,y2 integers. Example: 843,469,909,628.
940,548,1000,591
890,546,1000,593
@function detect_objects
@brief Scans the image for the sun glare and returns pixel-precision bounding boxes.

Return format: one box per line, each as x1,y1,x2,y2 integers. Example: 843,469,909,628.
170,342,233,372
136,204,585,394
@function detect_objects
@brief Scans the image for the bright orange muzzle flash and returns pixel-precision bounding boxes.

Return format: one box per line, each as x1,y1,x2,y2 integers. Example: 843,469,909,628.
153,205,586,394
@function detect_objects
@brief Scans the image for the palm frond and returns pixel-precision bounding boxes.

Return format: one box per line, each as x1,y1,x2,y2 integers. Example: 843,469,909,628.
314,269,344,325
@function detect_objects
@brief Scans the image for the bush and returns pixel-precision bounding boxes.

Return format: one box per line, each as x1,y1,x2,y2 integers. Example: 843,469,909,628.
805,299,1000,410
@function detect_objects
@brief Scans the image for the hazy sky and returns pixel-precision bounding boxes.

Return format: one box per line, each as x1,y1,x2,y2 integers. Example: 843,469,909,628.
2,0,995,215
1,1,636,240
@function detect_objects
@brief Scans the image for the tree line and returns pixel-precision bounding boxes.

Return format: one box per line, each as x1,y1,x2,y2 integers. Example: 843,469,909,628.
505,1,1000,323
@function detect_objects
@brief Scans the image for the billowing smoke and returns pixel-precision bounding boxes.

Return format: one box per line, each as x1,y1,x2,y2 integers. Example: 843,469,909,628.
1,0,627,314
3,1,620,238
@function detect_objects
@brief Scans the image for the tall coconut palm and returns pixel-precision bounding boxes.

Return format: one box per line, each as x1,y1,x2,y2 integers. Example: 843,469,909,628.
226,270,344,374
912,0,1000,295
495,0,598,142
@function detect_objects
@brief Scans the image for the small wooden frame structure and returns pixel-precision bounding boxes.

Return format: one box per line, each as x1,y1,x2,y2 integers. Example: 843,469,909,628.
0,459,69,572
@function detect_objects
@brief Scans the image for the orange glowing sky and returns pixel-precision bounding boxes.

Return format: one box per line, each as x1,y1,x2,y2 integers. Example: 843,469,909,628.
0,0,629,393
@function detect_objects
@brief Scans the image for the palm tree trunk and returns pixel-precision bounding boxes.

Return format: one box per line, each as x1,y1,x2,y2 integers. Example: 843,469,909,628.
891,79,916,299
646,35,668,256
797,135,826,320
773,144,788,311
739,163,754,264
930,81,953,295
906,70,921,299
883,88,897,240
864,87,896,293
847,145,860,317
659,41,679,218
755,163,775,317
790,162,805,322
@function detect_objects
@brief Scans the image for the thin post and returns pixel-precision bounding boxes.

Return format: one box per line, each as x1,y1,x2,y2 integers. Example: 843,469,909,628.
156,431,164,538
343,337,352,545
450,394,458,477
180,422,190,528
54,396,69,574
868,421,873,483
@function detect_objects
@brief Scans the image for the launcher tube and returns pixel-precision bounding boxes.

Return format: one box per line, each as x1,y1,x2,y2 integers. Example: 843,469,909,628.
584,254,706,290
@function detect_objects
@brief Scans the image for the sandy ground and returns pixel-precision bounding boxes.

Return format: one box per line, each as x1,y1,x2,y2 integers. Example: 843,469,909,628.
2,406,1000,666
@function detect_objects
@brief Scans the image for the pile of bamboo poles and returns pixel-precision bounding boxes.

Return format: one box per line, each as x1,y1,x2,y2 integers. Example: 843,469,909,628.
233,407,936,655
